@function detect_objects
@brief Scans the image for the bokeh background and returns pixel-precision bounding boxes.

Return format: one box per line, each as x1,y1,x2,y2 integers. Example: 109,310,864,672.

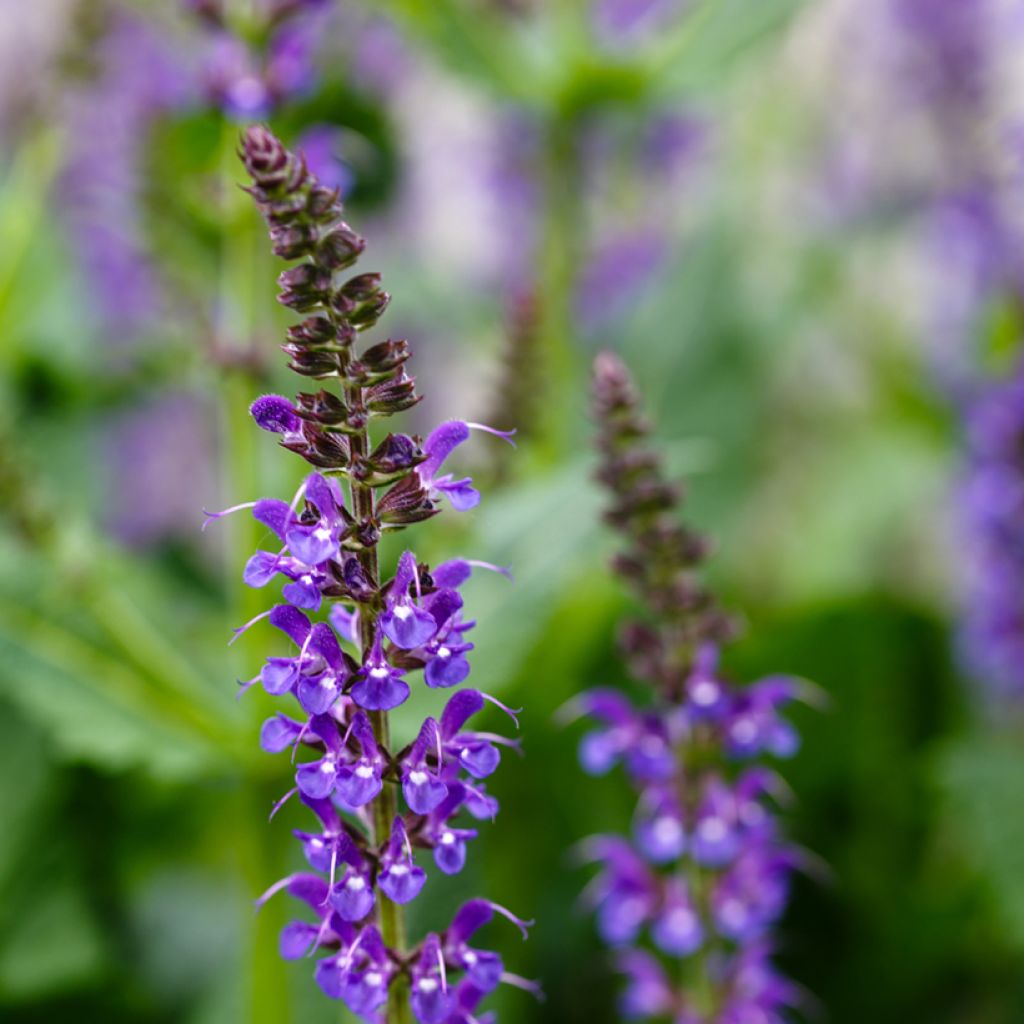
2,0,1024,1021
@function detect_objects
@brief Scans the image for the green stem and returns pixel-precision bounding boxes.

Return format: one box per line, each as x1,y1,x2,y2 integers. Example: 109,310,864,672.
535,111,585,463
216,117,292,1024
346,382,411,1024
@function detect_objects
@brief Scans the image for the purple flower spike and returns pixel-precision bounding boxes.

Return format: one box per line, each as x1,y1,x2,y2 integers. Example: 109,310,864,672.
570,353,810,1017
226,128,532,1018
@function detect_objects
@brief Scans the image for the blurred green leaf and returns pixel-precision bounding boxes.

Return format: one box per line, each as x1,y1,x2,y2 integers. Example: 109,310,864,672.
0,878,107,1001
938,735,1024,952
0,601,226,780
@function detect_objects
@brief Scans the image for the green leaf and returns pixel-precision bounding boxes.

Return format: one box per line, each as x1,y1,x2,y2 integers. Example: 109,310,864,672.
0,877,107,1001
937,735,1024,952
0,602,226,781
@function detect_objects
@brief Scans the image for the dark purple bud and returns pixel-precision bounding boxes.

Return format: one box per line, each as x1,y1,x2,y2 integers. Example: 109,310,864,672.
294,389,351,427
240,124,297,190
348,290,391,330
365,374,422,415
339,272,383,302
377,475,437,527
360,338,411,374
269,223,317,260
318,224,365,270
286,315,338,347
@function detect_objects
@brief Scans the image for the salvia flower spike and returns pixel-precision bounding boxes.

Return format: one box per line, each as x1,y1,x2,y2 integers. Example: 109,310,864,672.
571,351,812,1023
223,125,532,1023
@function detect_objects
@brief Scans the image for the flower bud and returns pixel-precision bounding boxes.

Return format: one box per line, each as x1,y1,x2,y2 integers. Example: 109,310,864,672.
365,375,420,415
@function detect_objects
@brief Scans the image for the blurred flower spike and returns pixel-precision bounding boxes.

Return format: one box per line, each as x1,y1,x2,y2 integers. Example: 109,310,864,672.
568,351,815,1022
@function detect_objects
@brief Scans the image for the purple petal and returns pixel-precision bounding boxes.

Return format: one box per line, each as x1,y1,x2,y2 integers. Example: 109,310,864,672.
244,551,281,588
420,420,471,480
439,689,484,739
329,872,375,922
280,920,319,959
253,498,292,542
259,713,304,754
434,477,480,512
448,899,493,943
434,831,469,875
282,574,322,610
379,862,426,904
430,559,474,589
381,603,438,650
425,650,471,688
286,522,338,565
296,673,340,716
296,759,337,800
269,604,312,646
350,667,410,711
402,768,448,814
458,742,500,779
251,394,301,434
335,761,382,807
261,657,298,696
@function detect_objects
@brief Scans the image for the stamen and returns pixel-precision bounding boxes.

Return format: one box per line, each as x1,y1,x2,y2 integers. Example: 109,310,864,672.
201,501,256,531
481,692,522,728
290,721,310,764
269,786,298,821
465,559,513,581
487,902,534,940
500,971,544,999
326,843,338,901
236,675,259,700
436,945,447,992
229,607,272,645
306,913,333,958
254,873,297,909
465,422,517,447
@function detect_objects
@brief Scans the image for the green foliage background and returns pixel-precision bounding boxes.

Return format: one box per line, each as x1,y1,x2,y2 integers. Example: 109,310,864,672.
0,1,1022,1021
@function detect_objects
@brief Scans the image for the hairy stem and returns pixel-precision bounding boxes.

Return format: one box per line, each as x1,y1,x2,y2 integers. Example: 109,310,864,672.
347,382,411,1024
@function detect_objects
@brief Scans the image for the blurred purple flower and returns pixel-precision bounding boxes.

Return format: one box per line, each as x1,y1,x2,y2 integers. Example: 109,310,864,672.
959,361,1024,703
102,392,217,546
594,0,684,47
62,13,194,343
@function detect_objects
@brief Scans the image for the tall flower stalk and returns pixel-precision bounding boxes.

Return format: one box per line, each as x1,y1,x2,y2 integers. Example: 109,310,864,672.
217,126,535,1023
568,352,810,1022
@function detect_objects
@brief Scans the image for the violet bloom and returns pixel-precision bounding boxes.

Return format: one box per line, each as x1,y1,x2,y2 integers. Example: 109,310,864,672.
566,352,811,1022
219,127,534,1022
185,0,329,119
959,360,1024,703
